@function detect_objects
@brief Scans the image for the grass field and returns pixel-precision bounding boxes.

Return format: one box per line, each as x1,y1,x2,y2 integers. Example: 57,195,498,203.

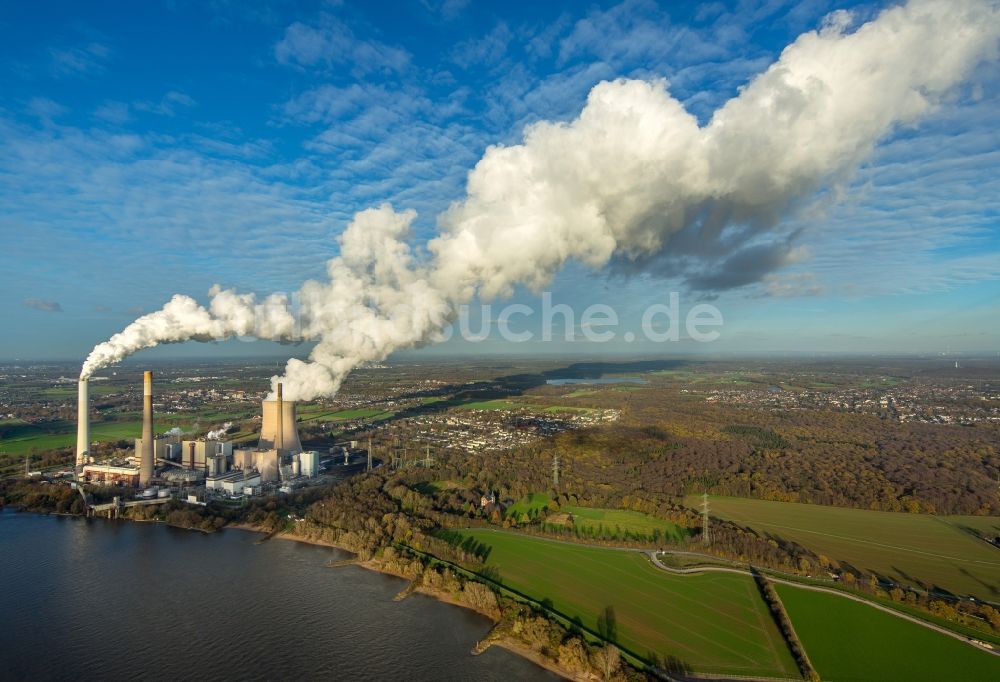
505,492,551,518
693,496,1000,600
455,399,523,411
775,584,1000,681
455,529,800,678
0,420,152,455
562,506,690,542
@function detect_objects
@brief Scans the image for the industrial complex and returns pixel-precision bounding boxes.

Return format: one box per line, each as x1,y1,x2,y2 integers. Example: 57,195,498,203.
74,372,365,503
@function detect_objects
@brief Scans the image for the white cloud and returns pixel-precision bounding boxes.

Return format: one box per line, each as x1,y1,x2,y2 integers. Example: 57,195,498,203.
420,0,470,21
49,42,110,77
758,272,825,298
94,101,130,125
26,97,67,121
275,15,410,75
134,91,196,117
451,22,513,69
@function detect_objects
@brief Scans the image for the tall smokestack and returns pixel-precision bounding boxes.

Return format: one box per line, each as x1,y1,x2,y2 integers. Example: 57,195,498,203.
276,382,284,451
76,378,89,467
139,371,154,486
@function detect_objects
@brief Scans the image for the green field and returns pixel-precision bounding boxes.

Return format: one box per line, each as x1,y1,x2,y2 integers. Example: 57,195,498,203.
694,496,1000,600
455,529,800,678
562,506,690,542
0,420,150,455
505,492,551,519
776,584,1000,681
455,399,523,411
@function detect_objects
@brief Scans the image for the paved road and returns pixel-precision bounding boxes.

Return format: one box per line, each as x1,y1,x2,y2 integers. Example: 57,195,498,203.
458,527,1000,661
646,551,1000,658
463,529,999,657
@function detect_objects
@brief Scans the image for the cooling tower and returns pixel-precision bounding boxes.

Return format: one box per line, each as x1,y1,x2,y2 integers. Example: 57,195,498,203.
139,371,154,485
259,383,302,453
76,378,89,467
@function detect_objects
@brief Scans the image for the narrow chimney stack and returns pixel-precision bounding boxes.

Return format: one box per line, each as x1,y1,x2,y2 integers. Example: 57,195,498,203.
276,382,284,451
139,371,154,485
76,378,89,467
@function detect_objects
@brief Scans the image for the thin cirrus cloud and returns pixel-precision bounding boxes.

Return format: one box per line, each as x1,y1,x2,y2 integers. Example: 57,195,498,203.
49,42,110,77
274,15,410,75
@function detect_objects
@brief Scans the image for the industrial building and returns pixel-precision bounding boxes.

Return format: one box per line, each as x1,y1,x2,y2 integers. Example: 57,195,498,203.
206,470,261,496
135,434,181,462
298,451,320,478
76,375,321,496
258,383,302,453
180,438,234,471
82,462,140,486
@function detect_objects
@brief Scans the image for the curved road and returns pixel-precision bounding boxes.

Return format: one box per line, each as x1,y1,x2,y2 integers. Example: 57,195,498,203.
462,529,999,658
646,551,1000,658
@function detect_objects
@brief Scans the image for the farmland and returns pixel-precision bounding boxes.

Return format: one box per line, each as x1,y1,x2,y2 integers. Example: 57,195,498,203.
694,496,1000,600
505,492,552,519
776,584,1000,681
560,506,690,542
453,529,800,678
0,418,185,457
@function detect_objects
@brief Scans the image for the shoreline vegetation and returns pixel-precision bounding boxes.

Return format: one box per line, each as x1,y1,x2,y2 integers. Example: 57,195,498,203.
261,523,618,682
4,464,1000,681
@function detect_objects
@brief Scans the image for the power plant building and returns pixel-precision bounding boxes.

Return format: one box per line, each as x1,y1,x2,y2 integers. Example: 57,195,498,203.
298,451,320,478
181,439,234,471
75,375,324,496
206,470,261,496
83,463,140,486
135,435,181,462
258,384,302,454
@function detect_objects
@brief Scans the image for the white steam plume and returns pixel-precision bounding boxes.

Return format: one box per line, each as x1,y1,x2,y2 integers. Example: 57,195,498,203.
81,0,1000,401
207,422,233,440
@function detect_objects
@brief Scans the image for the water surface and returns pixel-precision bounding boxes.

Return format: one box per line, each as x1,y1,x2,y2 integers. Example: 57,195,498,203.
0,511,556,681
545,377,647,385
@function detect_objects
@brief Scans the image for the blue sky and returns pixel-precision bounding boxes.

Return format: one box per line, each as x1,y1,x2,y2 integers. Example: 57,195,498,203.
1,0,998,362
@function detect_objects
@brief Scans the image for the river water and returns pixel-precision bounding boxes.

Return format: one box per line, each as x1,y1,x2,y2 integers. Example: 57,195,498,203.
0,511,556,681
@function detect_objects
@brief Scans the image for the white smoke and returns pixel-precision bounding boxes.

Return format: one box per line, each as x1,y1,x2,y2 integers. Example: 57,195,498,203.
164,426,184,437
207,422,233,440
80,0,1000,401
81,286,298,379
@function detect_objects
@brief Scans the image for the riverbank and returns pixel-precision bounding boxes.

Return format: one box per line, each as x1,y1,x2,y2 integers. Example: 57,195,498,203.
253,525,594,681
1,510,558,682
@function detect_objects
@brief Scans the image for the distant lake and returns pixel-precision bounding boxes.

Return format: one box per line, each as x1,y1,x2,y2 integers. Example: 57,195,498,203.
0,511,556,682
546,377,648,385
